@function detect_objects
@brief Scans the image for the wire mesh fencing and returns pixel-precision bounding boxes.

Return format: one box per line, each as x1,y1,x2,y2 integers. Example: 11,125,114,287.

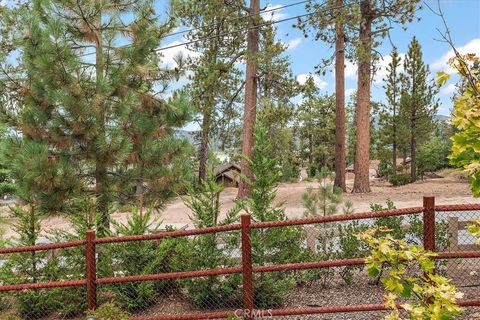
0,198,480,319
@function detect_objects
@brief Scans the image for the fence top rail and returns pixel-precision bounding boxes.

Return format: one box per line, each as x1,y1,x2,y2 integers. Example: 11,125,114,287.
95,223,242,244
2,202,480,253
0,239,86,255
435,203,480,212
251,206,424,229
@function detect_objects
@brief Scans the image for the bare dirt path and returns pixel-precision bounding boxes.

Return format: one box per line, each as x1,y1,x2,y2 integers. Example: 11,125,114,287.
0,171,476,239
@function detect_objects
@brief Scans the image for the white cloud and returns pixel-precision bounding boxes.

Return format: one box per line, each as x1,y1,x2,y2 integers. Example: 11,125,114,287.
345,88,356,97
431,38,480,74
373,53,406,84
296,74,328,90
261,4,288,21
286,38,302,50
440,83,456,95
345,60,357,79
158,40,200,68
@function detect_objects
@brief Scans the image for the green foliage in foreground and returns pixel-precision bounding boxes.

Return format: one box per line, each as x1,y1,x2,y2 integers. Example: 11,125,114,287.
444,54,480,196
359,227,463,320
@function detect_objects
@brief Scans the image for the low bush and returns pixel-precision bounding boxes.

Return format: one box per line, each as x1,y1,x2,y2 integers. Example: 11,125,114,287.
100,207,187,312
389,173,412,186
87,303,129,320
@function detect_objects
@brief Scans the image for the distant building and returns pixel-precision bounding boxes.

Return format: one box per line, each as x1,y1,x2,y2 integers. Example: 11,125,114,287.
214,163,241,188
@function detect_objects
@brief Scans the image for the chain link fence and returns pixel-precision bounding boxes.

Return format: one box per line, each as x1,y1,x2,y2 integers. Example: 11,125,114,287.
0,199,480,319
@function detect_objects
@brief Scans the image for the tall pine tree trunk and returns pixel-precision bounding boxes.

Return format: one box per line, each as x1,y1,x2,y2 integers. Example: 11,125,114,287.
198,107,212,182
94,1,110,235
353,0,372,193
392,137,397,175
334,0,346,192
238,0,260,198
411,123,417,181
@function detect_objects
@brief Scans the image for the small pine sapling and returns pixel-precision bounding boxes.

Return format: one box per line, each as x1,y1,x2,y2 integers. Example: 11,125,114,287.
303,167,353,219
239,126,308,308
2,205,57,318
177,166,241,308
100,206,187,312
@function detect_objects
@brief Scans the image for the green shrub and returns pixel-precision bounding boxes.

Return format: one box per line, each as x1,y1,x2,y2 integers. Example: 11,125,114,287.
371,199,405,240
417,136,451,177
87,303,129,320
241,126,308,308
177,166,241,308
0,182,16,197
336,221,369,284
389,173,412,186
377,160,393,178
1,206,58,318
100,207,187,312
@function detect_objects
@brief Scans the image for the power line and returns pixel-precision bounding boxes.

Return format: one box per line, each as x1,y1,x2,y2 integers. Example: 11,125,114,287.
1,1,359,79
164,0,312,40
77,0,312,58
154,1,358,53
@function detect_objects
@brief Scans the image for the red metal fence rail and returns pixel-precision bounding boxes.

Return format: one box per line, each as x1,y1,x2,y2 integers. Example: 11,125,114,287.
1,196,480,319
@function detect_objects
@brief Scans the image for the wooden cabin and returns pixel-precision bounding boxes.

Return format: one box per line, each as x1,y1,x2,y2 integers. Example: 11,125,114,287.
214,163,241,188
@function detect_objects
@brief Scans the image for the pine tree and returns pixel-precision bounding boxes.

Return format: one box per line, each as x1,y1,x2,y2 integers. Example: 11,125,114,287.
352,0,421,193
302,167,353,218
0,0,192,235
400,37,438,181
379,48,402,175
238,0,261,198
295,80,336,175
296,0,359,192
257,24,300,182
173,0,245,182
240,125,307,308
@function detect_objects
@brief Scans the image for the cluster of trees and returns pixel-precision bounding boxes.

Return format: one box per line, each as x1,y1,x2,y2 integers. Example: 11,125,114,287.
377,38,441,183
0,0,461,238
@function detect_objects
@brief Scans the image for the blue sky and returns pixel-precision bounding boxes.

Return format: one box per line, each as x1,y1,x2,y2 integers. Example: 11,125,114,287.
157,0,480,116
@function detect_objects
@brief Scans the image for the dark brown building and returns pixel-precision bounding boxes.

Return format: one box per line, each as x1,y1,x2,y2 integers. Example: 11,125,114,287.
214,163,241,188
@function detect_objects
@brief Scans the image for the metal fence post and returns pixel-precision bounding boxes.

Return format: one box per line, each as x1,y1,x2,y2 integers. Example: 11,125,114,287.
423,196,436,252
86,230,97,310
241,214,253,320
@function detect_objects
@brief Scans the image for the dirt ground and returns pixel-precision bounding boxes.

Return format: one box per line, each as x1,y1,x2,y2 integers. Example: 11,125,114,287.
0,169,476,239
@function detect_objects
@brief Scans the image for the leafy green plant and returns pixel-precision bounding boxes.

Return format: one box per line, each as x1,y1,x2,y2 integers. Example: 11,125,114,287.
389,173,412,186
441,54,480,196
87,303,129,320
336,221,369,284
358,227,463,320
371,200,405,240
177,167,241,308
468,221,480,243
